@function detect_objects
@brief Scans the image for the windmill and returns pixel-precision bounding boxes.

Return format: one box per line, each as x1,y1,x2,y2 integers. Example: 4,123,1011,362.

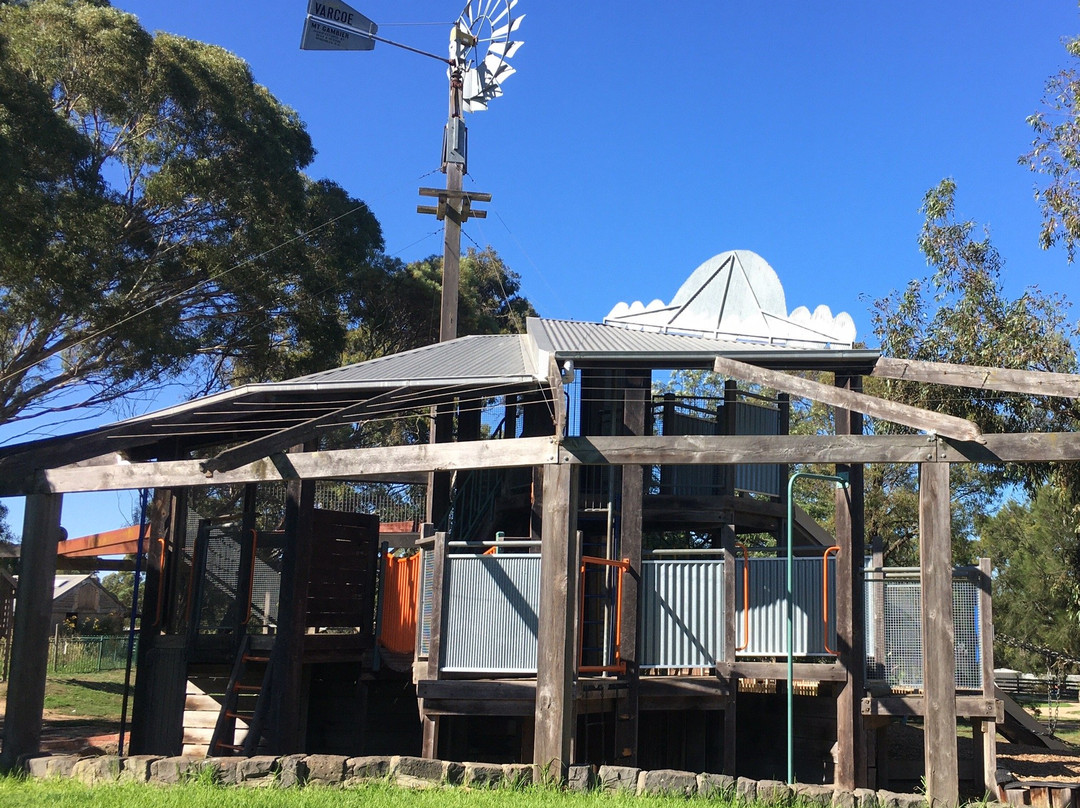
301,0,524,341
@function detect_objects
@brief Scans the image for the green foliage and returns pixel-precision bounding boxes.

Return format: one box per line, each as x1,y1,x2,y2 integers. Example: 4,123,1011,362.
100,570,134,614
343,246,537,364
977,486,1080,672
872,179,1080,499
1022,29,1080,259
0,0,384,425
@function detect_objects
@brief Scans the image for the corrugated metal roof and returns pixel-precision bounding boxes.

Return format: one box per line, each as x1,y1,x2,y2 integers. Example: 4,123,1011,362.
528,318,879,371
531,318,752,356
289,333,538,387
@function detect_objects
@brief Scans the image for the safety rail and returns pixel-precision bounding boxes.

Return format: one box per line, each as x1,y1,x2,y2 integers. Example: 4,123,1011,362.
735,543,750,652
578,556,629,674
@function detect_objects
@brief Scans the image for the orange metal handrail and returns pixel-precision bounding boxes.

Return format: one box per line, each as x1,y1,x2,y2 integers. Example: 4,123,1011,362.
154,538,166,627
578,556,630,674
242,529,259,626
822,546,840,656
735,542,750,652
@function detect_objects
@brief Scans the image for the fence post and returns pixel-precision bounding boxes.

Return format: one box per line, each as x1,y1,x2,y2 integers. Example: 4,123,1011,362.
52,624,59,674
97,637,104,672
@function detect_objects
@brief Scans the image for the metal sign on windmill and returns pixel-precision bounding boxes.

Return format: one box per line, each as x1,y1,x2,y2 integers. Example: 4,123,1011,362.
300,0,378,50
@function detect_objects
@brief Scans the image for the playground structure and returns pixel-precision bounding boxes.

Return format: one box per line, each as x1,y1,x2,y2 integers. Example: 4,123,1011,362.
3,251,1079,806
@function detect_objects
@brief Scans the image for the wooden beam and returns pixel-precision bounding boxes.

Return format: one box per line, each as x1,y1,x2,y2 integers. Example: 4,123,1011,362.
533,464,579,780
200,388,406,474
19,436,559,495
0,494,63,770
562,434,938,466
21,429,1080,497
714,355,983,442
861,695,1001,720
872,356,1080,398
714,661,848,681
920,462,958,807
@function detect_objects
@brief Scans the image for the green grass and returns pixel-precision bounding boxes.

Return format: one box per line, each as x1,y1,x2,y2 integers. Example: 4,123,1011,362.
0,671,127,721
0,778,729,808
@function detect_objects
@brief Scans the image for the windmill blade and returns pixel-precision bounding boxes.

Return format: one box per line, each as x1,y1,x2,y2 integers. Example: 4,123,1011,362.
462,69,483,99
486,0,512,27
483,54,515,81
492,14,525,40
488,40,523,60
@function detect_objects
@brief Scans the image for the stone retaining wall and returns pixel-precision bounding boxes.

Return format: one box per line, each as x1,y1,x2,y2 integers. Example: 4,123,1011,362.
20,751,1008,806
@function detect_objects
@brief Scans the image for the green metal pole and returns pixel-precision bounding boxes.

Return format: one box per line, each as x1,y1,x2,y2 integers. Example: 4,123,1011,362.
785,471,848,785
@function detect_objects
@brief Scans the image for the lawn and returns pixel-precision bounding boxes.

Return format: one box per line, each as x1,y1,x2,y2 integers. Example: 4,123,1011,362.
0,778,716,808
0,670,128,721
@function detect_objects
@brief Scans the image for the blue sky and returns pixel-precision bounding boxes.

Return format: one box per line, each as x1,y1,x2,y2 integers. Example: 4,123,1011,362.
4,0,1080,539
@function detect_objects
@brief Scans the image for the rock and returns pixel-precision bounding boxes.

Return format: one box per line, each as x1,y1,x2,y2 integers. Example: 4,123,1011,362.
502,763,536,787
738,776,759,803
757,779,793,805
463,761,503,787
118,755,161,783
566,765,596,791
598,764,640,792
303,754,348,786
208,757,242,785
833,788,857,808
236,756,279,786
347,755,391,782
71,756,121,785
276,754,307,788
637,768,698,797
698,772,736,799
391,755,461,788
855,786,880,808
149,756,209,785
794,783,836,808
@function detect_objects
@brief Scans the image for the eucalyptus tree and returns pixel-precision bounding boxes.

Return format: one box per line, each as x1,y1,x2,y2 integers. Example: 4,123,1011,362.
0,0,384,428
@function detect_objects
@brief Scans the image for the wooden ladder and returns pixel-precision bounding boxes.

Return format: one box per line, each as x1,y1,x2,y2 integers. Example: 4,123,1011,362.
209,635,273,756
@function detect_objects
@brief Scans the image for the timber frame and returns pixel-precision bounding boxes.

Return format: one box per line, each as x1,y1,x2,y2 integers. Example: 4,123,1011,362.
0,318,1074,806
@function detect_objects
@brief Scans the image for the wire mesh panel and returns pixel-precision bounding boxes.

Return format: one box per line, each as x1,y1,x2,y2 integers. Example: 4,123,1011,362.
732,401,781,496
195,520,244,636
640,559,725,668
441,554,541,674
864,572,983,691
736,557,837,657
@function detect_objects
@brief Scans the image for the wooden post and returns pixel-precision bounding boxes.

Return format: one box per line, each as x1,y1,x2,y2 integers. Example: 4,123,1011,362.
0,493,63,770
421,530,448,759
615,378,647,766
720,521,739,775
976,556,997,796
441,160,463,342
920,461,958,807
834,375,866,789
534,463,579,779
130,488,188,755
269,472,316,753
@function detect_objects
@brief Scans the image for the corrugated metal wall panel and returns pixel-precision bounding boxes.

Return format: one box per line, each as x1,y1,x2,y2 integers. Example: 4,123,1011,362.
441,554,541,674
418,549,433,658
733,402,781,496
736,557,836,656
641,560,725,668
